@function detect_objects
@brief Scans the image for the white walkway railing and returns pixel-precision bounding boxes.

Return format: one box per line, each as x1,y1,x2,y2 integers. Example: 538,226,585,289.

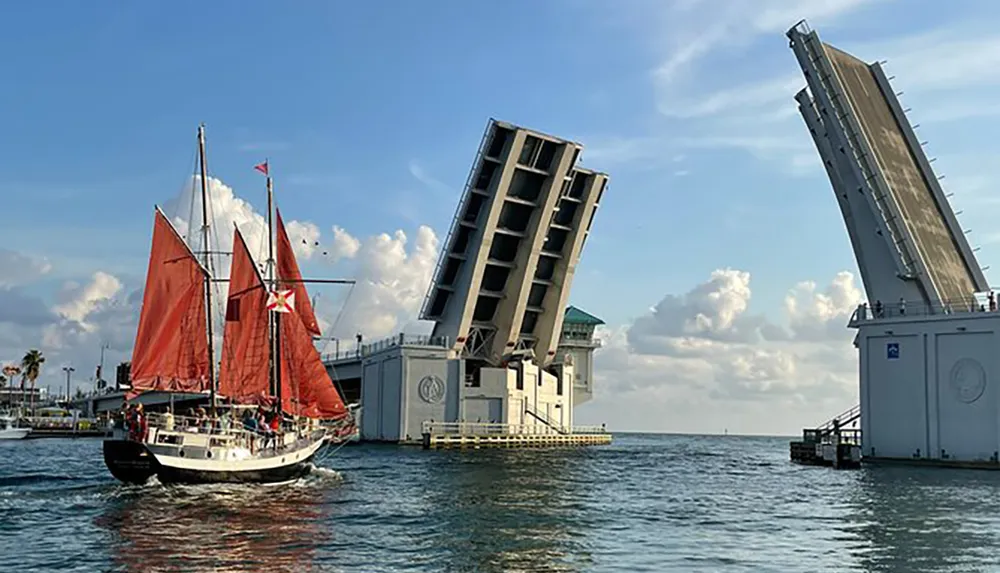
422,421,607,436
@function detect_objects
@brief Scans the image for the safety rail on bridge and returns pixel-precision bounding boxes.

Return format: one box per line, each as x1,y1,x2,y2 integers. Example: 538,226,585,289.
421,421,611,450
321,333,451,362
849,294,1000,325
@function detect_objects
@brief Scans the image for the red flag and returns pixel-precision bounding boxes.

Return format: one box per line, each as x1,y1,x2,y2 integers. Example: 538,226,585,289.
254,161,269,176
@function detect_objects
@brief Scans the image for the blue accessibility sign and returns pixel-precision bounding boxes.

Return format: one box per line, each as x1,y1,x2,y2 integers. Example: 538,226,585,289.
887,342,900,360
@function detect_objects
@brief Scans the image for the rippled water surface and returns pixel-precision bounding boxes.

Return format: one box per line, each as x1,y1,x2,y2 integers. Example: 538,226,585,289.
4,434,1000,572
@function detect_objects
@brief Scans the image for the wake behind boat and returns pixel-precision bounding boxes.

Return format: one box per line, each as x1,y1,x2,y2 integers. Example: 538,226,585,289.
103,125,355,485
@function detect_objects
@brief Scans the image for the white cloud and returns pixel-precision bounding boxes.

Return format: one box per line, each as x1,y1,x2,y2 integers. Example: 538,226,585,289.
284,220,322,260
0,175,445,396
408,160,451,195
849,29,1000,94
581,268,863,434
657,74,804,120
158,175,441,343
318,226,439,343
53,271,123,326
594,0,1000,179
0,249,52,287
784,271,864,341
327,226,361,263
652,0,885,105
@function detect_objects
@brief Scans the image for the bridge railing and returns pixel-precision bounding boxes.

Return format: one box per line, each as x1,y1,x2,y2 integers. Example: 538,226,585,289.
422,421,608,436
803,427,861,446
321,333,451,362
850,296,998,323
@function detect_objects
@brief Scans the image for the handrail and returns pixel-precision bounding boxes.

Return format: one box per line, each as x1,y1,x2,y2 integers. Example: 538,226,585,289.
321,333,451,362
796,30,919,281
818,404,860,431
523,402,568,434
422,421,607,436
851,295,994,322
419,119,495,319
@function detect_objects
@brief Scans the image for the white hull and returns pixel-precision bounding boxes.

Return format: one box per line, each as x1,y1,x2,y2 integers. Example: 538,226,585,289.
0,427,29,440
104,421,335,485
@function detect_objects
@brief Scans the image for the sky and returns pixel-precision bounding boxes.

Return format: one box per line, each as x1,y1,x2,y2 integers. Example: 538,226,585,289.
2,0,999,435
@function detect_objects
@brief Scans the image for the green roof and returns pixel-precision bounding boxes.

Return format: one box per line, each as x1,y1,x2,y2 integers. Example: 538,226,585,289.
563,306,605,326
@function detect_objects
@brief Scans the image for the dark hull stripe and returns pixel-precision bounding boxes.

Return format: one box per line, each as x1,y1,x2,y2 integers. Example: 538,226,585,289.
103,439,321,485
156,454,317,484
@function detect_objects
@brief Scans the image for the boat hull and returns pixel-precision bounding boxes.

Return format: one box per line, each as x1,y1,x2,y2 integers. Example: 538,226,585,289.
103,439,160,484
155,453,317,485
104,428,329,486
0,428,30,440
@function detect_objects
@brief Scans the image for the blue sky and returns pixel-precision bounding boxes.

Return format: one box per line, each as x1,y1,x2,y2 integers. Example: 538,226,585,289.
4,0,1000,431
5,0,997,327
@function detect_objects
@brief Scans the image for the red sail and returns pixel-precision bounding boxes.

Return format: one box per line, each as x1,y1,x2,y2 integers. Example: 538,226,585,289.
275,209,321,337
279,310,348,419
130,209,210,393
218,226,271,404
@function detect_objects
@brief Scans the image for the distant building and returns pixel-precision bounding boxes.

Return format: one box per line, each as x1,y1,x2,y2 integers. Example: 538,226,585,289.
557,306,604,406
0,386,47,406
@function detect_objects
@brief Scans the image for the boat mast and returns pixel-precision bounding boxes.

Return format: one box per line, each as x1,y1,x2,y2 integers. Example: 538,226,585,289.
265,164,282,414
197,124,218,416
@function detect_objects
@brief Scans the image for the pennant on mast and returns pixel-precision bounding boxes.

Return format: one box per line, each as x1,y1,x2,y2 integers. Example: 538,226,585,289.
254,161,269,176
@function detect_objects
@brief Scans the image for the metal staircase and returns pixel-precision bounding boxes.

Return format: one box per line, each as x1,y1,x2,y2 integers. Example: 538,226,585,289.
816,403,860,435
789,403,862,469
524,401,567,434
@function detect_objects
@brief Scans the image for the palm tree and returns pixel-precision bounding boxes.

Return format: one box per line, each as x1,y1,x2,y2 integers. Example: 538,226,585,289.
21,350,45,412
3,364,22,409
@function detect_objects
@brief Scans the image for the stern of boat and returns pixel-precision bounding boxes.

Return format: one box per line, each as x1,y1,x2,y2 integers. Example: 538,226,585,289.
103,434,159,485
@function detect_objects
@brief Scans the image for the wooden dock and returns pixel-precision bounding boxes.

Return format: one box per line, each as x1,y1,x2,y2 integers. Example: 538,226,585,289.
789,404,862,469
421,422,612,450
790,436,861,469
27,428,111,439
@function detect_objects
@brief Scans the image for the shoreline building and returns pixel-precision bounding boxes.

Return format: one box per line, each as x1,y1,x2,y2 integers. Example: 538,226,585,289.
787,21,998,469
326,119,611,447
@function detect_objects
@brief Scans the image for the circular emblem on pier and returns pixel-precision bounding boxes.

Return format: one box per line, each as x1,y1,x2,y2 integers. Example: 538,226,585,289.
418,375,446,404
950,358,987,404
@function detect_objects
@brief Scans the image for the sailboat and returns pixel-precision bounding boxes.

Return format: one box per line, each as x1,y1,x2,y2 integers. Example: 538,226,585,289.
103,125,356,485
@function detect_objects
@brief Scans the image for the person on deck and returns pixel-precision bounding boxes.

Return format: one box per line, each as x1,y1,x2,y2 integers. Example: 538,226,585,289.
242,410,259,432
123,404,135,436
129,403,147,442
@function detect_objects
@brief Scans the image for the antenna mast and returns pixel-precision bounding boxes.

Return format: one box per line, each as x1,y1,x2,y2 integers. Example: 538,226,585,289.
197,124,218,416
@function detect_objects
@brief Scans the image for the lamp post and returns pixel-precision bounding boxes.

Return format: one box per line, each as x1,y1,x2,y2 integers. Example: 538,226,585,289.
97,341,109,393
62,366,75,403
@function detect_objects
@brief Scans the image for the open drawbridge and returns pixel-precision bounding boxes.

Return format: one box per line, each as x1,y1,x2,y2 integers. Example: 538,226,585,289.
787,21,1000,469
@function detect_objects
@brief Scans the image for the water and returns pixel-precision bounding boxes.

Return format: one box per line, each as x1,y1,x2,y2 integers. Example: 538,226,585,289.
3,434,1000,572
